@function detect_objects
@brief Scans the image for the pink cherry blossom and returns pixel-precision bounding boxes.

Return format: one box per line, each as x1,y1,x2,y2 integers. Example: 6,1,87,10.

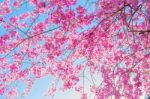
0,0,150,99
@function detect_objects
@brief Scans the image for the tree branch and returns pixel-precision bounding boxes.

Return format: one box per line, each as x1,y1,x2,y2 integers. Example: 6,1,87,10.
128,29,150,34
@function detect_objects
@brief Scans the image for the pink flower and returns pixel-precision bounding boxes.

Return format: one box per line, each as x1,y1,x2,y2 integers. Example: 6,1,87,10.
0,86,6,95
10,31,17,37
38,2,46,8
77,6,86,15
81,93,87,99
10,17,18,25
13,1,20,8
10,64,18,72
118,32,124,39
64,80,73,89
135,82,142,87
20,12,30,20
45,83,56,97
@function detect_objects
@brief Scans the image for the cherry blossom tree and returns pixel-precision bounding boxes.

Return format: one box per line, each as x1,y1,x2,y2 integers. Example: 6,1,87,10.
0,0,150,99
